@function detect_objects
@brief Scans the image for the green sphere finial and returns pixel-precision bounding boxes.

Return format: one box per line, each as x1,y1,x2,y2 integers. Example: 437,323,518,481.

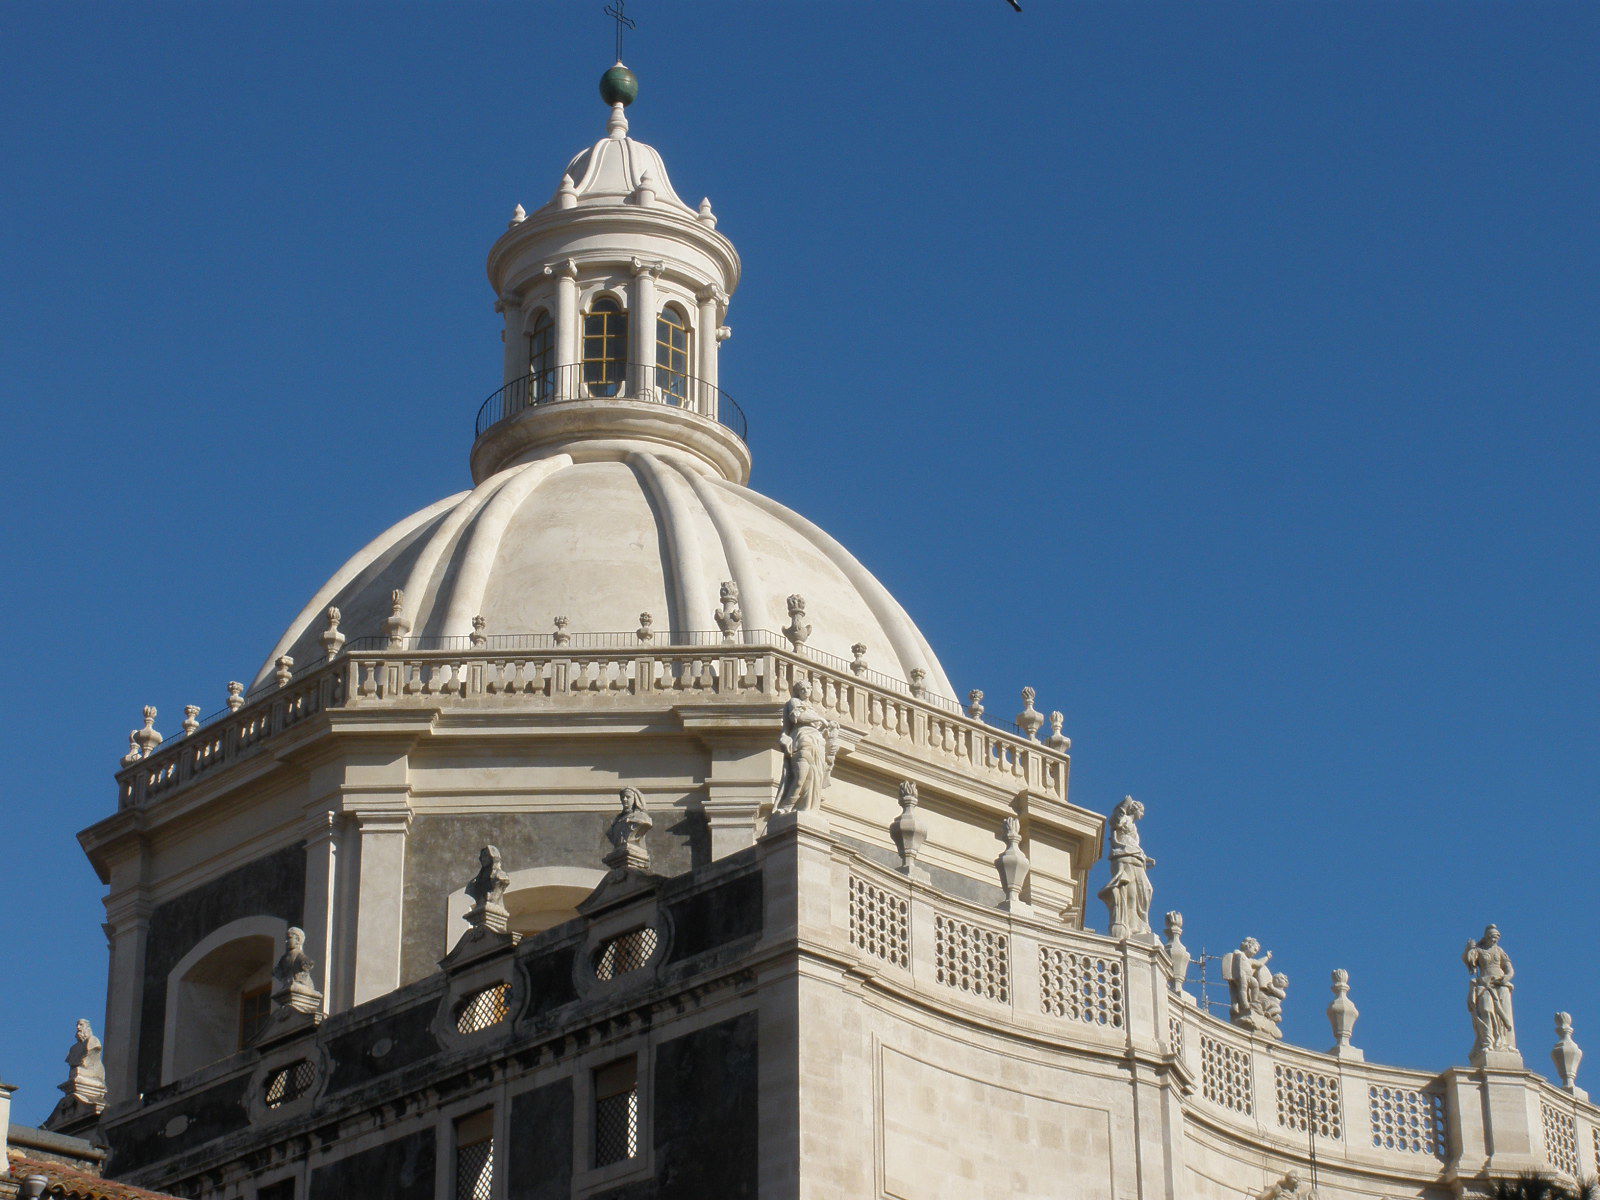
600,64,638,108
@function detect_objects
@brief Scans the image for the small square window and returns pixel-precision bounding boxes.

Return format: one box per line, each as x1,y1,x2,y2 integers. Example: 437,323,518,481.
593,1058,639,1168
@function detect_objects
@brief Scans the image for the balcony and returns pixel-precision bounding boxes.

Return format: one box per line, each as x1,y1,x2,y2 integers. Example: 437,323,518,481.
474,364,748,444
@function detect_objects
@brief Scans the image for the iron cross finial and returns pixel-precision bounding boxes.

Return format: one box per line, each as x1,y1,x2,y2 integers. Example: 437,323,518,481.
604,0,636,63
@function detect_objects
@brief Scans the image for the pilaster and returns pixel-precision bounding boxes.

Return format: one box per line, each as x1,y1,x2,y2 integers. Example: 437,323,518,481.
100,891,151,1106
299,806,341,1013
676,704,782,860
630,258,661,394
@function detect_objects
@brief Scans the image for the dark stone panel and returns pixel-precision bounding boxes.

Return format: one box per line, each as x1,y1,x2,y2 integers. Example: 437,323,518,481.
506,1078,574,1200
308,1128,435,1200
652,1012,758,1199
138,845,306,1094
322,995,441,1096
401,812,697,985
106,1072,252,1174
836,831,1005,908
518,943,578,1028
591,1183,658,1200
663,871,762,966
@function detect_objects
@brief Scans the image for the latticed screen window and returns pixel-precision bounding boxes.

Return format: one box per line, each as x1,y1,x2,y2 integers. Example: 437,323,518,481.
527,310,554,399
454,1108,494,1200
238,985,272,1049
654,307,690,403
256,1180,295,1200
582,298,627,397
263,1059,316,1109
455,982,511,1035
593,1058,640,1167
594,927,659,981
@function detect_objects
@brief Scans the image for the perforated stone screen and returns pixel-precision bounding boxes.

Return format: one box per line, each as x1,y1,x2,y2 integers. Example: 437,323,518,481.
455,1138,493,1200
455,983,510,1035
1542,1101,1580,1177
1199,1034,1253,1115
933,913,1009,1003
848,876,909,968
594,1088,640,1167
1368,1084,1446,1156
1038,946,1124,1028
1274,1063,1343,1140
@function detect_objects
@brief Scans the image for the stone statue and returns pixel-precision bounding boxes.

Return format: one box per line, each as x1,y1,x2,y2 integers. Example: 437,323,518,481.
782,594,811,649
1464,924,1517,1058
1258,1171,1315,1200
43,1019,106,1129
714,581,742,642
1164,911,1191,996
772,679,839,813
271,926,323,1015
465,846,511,934
62,1019,105,1109
1223,937,1284,1038
1097,797,1154,941
604,786,653,873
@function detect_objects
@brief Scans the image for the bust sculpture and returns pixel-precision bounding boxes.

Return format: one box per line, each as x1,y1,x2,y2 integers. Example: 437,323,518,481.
604,786,654,874
271,926,323,1015
465,846,512,934
1464,923,1517,1060
42,1019,106,1130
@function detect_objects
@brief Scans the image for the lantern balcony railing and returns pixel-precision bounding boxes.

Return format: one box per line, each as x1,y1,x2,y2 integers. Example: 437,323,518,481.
473,363,747,443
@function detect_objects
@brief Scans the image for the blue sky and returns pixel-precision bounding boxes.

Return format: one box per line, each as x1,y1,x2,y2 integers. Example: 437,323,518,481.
2,1,1597,1121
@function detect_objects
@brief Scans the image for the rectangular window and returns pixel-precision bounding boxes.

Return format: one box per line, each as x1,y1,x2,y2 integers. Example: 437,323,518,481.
593,1058,640,1168
454,1108,494,1200
238,985,272,1049
256,1181,295,1200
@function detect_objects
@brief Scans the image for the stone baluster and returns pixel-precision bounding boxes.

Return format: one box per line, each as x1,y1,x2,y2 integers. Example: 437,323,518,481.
966,690,984,720
1015,688,1043,741
321,606,345,659
996,816,1030,913
275,655,294,688
889,781,929,882
226,680,245,712
182,705,200,737
1328,969,1361,1059
1553,1012,1585,1097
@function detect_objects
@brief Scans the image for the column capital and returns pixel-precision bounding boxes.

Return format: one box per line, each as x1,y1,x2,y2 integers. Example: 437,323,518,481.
543,257,579,279
300,806,341,844
103,892,152,926
696,284,728,307
493,291,522,314
630,256,664,279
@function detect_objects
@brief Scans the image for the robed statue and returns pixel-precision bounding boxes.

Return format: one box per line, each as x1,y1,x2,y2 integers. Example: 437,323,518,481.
1464,923,1517,1056
773,679,839,813
1097,796,1154,940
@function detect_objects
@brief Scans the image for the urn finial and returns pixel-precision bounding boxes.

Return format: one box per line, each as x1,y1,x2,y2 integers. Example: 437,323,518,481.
1328,969,1361,1059
1554,1011,1585,1096
1015,688,1044,741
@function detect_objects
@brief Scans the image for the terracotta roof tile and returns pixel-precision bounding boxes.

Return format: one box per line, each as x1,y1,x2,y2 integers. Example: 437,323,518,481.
6,1152,182,1200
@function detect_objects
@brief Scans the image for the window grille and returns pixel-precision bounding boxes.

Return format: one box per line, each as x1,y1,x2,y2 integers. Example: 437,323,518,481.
257,1180,295,1200
1274,1063,1343,1140
1198,1034,1253,1115
848,876,909,968
455,1139,493,1200
594,927,659,981
932,913,1008,1002
455,982,511,1035
594,1059,640,1168
1542,1101,1580,1177
1368,1084,1446,1156
1038,946,1124,1027
527,310,554,400
262,1059,316,1109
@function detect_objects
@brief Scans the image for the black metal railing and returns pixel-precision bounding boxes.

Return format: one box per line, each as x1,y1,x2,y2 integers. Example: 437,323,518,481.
473,363,748,443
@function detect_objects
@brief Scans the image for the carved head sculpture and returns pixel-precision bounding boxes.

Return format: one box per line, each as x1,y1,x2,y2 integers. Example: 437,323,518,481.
286,927,305,952
480,845,500,871
1165,911,1183,937
1482,924,1501,947
75,1019,91,1043
620,785,647,816
1240,936,1261,956
1116,796,1145,822
791,679,811,702
1271,972,1290,991
898,780,918,808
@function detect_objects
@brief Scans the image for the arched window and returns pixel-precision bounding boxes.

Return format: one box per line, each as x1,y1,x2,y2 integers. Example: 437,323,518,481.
527,309,554,401
655,306,691,405
582,297,627,398
162,916,284,1082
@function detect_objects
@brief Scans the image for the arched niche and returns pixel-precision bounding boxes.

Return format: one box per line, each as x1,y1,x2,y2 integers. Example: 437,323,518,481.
443,865,606,956
161,914,286,1084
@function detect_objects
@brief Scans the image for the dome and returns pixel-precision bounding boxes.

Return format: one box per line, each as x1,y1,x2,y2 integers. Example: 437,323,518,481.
252,452,955,699
551,107,692,213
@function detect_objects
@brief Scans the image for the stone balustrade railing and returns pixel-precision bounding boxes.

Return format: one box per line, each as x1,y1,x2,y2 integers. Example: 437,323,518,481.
116,633,1070,810
832,844,1600,1189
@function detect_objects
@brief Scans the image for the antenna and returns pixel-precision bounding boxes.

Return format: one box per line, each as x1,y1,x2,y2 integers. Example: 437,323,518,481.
604,0,636,63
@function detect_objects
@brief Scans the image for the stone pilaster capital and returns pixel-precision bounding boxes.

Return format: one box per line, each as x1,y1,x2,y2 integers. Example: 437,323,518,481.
103,893,153,928
695,284,728,307
543,257,579,280
493,291,522,314
351,806,413,836
630,256,664,279
300,807,340,845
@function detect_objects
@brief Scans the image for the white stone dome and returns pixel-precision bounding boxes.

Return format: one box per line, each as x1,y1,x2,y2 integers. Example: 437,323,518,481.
252,452,954,698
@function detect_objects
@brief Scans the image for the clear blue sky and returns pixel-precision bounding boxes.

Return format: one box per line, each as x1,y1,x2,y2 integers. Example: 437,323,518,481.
3,1,1597,1122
